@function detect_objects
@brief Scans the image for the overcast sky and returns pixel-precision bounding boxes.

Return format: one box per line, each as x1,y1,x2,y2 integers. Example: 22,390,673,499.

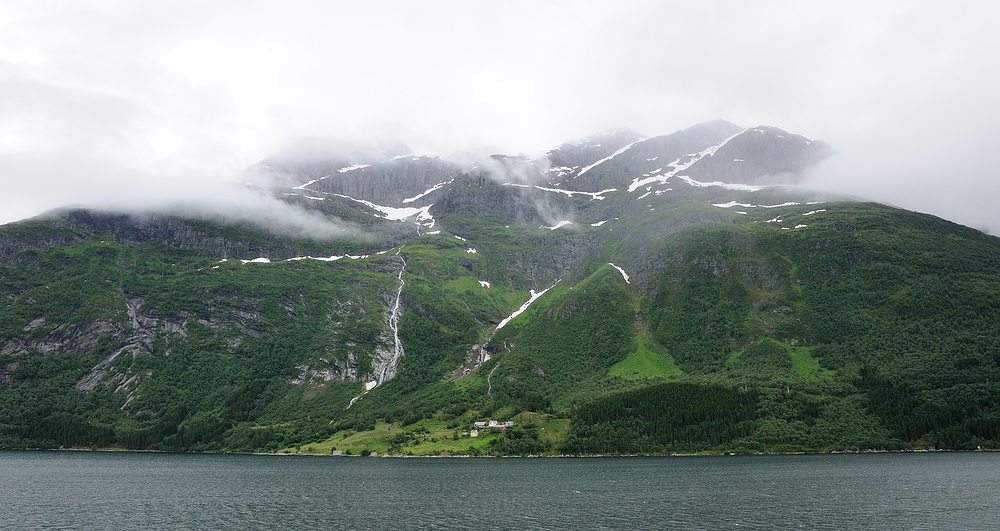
2,1,999,232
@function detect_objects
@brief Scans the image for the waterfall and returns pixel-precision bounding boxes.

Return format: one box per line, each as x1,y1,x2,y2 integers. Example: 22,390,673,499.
378,248,407,383
347,247,407,409
462,280,560,380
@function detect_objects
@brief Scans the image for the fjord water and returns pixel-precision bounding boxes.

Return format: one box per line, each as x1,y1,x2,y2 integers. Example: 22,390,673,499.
2,452,997,530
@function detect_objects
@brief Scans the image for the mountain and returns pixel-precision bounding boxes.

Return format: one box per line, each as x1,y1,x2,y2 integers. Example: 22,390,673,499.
2,121,998,455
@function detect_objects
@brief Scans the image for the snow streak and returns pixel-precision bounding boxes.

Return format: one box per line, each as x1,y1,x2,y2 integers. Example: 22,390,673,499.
577,139,647,178
541,221,573,231
627,129,748,193
609,263,630,284
495,285,556,332
502,183,617,200
402,180,453,203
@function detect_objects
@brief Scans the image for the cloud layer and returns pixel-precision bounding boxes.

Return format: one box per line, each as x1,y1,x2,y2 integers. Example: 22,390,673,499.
1,1,998,232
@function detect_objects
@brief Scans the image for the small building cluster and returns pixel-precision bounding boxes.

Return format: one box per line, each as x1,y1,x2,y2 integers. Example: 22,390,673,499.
473,420,515,431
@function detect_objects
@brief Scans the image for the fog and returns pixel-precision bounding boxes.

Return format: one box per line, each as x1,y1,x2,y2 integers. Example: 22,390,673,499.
1,1,998,233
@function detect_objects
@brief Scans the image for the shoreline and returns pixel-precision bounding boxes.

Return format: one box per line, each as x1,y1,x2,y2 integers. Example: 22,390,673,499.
2,447,994,458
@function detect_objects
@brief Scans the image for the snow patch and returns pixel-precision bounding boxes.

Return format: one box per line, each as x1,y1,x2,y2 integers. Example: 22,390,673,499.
795,224,808,229
541,220,572,230
627,128,748,193
330,193,435,227
479,280,491,288
338,163,370,173
454,235,467,241
293,178,323,190
576,139,646,177
803,209,827,216
495,286,555,332
712,201,755,208
466,248,477,254
591,220,609,227
402,180,453,203
286,255,341,262
532,185,617,200
609,263,630,284
547,166,577,177
284,253,387,262
712,201,801,209
677,175,765,191
503,183,616,200
240,257,271,264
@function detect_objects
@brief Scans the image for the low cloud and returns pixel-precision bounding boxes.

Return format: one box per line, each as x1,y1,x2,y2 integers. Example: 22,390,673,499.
1,2,998,235
2,151,361,240
134,190,363,241
806,129,1000,235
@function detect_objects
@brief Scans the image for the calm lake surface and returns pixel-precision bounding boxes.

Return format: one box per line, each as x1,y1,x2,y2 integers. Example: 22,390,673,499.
2,451,998,530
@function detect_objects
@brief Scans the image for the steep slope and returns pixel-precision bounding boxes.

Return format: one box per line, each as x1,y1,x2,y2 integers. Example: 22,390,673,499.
3,120,999,454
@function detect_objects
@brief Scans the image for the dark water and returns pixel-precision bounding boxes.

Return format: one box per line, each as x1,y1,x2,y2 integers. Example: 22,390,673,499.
2,451,998,530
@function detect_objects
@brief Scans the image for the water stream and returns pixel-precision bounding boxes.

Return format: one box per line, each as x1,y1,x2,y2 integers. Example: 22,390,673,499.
348,247,406,409
378,247,407,384
470,281,559,383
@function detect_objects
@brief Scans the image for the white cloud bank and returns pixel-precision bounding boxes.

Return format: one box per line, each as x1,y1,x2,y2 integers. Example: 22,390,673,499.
0,1,998,232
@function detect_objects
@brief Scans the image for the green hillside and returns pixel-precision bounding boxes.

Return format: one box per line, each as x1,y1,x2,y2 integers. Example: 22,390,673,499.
2,196,1000,454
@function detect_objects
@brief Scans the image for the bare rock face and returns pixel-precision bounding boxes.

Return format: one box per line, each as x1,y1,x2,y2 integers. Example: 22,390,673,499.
250,137,463,208
435,172,575,225
539,121,832,193
545,121,742,192
303,156,463,207
546,128,646,175
682,125,835,185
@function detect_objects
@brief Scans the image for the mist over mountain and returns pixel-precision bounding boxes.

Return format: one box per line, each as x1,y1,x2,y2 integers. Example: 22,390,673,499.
5,116,1000,456
239,120,833,216
4,2,998,236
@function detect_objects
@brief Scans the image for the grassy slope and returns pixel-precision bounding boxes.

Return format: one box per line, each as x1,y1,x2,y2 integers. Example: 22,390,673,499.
565,202,1000,453
4,198,1000,454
